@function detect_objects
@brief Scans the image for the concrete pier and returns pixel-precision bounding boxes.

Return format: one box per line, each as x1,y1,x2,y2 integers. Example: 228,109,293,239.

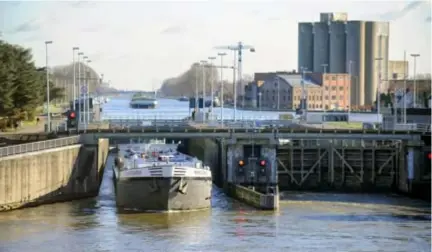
0,137,109,211
187,136,280,210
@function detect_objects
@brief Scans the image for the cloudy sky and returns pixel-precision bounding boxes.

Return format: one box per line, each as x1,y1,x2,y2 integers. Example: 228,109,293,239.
1,0,431,90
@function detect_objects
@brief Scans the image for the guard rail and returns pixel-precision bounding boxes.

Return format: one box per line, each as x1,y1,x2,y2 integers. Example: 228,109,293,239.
0,136,80,157
101,114,281,121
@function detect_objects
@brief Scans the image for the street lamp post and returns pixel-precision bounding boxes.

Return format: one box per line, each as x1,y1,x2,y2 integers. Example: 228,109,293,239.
410,53,420,107
375,57,383,123
217,52,227,125
348,61,354,120
208,56,216,114
233,51,237,121
300,67,307,118
82,56,88,126
214,42,255,121
403,51,407,123
45,40,53,132
77,52,84,123
72,47,79,110
85,59,92,124
258,92,262,112
321,64,328,111
194,63,199,115
200,60,207,121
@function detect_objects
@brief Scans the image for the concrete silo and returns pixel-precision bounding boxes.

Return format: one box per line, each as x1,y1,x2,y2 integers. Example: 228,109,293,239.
346,21,366,106
364,21,389,106
329,22,347,73
312,22,330,73
298,22,314,72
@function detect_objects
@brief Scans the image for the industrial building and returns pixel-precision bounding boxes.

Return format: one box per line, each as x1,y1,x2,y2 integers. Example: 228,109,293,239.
245,73,351,110
297,13,390,107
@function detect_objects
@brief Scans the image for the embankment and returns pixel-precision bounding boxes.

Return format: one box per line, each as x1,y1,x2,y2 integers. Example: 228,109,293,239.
0,138,109,211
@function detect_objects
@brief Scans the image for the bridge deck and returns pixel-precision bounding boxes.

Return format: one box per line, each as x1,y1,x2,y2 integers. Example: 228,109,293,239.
54,127,422,141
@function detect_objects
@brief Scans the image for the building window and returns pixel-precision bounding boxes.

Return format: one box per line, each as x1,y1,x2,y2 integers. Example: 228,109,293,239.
325,96,328,100
339,86,344,90
331,76,336,80
331,95,336,100
338,76,344,80
332,86,336,91
325,86,329,90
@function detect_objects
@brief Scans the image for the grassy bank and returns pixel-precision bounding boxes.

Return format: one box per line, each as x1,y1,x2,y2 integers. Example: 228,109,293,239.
325,121,363,129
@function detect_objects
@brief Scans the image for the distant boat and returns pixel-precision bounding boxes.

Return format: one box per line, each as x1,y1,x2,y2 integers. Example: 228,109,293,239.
130,92,158,109
178,96,189,102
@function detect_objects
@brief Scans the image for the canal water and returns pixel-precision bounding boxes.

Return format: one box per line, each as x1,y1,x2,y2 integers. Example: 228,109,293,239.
0,97,430,252
101,95,382,122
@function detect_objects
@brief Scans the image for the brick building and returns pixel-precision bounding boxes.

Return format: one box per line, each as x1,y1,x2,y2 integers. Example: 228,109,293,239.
245,72,351,110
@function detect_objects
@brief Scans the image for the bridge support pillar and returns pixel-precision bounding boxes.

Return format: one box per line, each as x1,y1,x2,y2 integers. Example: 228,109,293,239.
399,140,429,199
224,136,279,210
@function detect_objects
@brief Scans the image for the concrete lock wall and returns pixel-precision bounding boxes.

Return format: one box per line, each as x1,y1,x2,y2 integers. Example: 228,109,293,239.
0,138,109,211
187,138,221,185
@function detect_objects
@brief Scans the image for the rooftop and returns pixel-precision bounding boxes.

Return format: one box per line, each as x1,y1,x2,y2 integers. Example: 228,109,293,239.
276,74,320,87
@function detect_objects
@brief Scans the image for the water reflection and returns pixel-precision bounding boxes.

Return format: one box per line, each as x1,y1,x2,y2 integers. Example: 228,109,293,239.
0,150,431,252
117,209,212,229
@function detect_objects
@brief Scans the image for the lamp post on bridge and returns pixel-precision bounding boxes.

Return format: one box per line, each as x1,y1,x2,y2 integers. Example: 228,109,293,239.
72,47,79,110
410,53,420,107
45,40,53,132
200,60,208,121
218,52,227,126
208,56,217,114
214,42,255,121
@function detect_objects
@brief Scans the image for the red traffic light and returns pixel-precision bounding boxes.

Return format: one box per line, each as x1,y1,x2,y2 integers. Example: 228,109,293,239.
428,153,431,160
69,111,76,119
259,160,266,167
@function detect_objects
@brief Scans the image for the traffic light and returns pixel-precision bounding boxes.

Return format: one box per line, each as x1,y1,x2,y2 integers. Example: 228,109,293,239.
258,159,267,176
67,110,77,128
237,159,245,174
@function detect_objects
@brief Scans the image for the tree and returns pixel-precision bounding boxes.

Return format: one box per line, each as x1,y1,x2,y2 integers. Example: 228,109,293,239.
36,67,65,102
0,41,58,122
160,62,234,98
0,41,17,116
12,47,44,117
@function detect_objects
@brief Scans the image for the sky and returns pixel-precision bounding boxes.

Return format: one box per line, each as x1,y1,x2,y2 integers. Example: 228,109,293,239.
1,0,431,90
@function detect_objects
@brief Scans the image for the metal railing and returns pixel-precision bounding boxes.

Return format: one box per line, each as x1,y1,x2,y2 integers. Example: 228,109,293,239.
101,114,280,121
0,136,81,158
